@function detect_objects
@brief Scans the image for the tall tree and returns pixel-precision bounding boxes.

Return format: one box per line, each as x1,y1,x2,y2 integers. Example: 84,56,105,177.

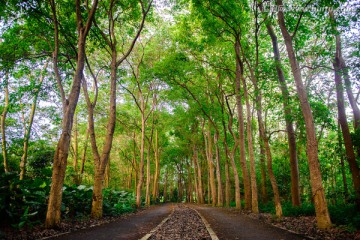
45,0,99,228
19,60,49,180
258,1,301,206
1,76,9,173
276,0,331,228
331,10,360,208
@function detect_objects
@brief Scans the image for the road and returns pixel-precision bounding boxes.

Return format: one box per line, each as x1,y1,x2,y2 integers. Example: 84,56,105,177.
49,203,308,240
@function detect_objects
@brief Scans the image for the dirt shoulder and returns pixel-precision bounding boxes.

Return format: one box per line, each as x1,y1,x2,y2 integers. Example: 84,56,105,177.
191,204,308,240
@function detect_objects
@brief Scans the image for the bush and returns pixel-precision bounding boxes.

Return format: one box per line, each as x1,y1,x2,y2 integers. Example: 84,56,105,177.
328,204,360,230
282,202,315,217
0,172,50,228
0,172,135,229
102,188,136,216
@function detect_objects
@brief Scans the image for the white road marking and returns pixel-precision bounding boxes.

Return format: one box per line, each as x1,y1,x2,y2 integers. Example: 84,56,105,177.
191,207,220,240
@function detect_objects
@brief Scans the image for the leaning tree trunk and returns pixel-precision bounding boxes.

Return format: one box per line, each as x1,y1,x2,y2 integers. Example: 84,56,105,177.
333,32,360,208
145,143,151,206
242,75,259,213
214,133,224,206
152,130,160,202
45,0,98,228
1,78,9,173
225,96,241,209
20,60,49,180
204,123,217,206
235,38,251,210
259,2,301,206
276,0,331,228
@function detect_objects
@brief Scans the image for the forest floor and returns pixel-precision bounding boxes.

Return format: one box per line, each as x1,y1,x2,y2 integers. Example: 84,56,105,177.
1,203,359,240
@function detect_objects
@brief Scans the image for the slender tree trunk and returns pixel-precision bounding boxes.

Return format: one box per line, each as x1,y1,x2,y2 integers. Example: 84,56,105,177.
104,159,110,188
224,148,230,208
163,170,168,202
1,78,9,173
20,61,49,179
338,122,349,202
276,0,331,228
204,124,217,206
235,38,251,210
136,112,146,207
225,97,241,209
242,76,259,213
80,126,89,180
193,145,204,203
152,130,160,202
260,3,301,206
214,133,223,206
264,135,283,218
145,142,151,206
333,32,360,208
192,149,199,203
72,113,79,184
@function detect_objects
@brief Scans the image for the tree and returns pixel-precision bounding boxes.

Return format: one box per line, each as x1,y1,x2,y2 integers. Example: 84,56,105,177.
275,0,331,228
45,0,99,228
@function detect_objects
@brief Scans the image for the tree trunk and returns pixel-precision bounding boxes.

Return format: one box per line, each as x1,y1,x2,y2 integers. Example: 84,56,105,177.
72,113,79,184
104,158,110,188
276,0,331,228
1,78,9,173
338,122,349,202
145,142,151,206
224,148,230,208
193,145,204,203
163,170,168,202
136,112,146,207
204,124,217,206
152,130,160,202
214,133,223,206
20,60,49,180
259,2,301,206
235,38,251,210
80,126,89,180
225,96,241,209
333,32,360,208
242,75,259,213
264,135,283,218
45,0,98,228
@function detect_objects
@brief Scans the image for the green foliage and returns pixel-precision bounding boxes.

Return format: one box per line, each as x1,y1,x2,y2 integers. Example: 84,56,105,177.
0,172,50,229
102,188,136,216
0,172,135,229
328,204,360,230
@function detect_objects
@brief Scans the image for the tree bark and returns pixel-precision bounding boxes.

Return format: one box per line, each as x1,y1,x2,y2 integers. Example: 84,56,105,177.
225,96,241,209
193,145,204,203
242,75,259,213
235,38,251,210
264,134,283,218
145,142,151,206
20,60,49,180
152,130,160,203
333,30,360,208
1,78,9,173
276,0,331,228
259,2,301,206
204,123,217,206
45,0,98,228
338,122,349,201
214,132,223,206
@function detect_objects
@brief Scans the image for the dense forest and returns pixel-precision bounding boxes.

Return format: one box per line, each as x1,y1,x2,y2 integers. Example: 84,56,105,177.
1,0,360,234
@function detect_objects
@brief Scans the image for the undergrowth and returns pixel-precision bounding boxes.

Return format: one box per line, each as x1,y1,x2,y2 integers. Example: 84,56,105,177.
0,172,136,229
259,201,360,231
